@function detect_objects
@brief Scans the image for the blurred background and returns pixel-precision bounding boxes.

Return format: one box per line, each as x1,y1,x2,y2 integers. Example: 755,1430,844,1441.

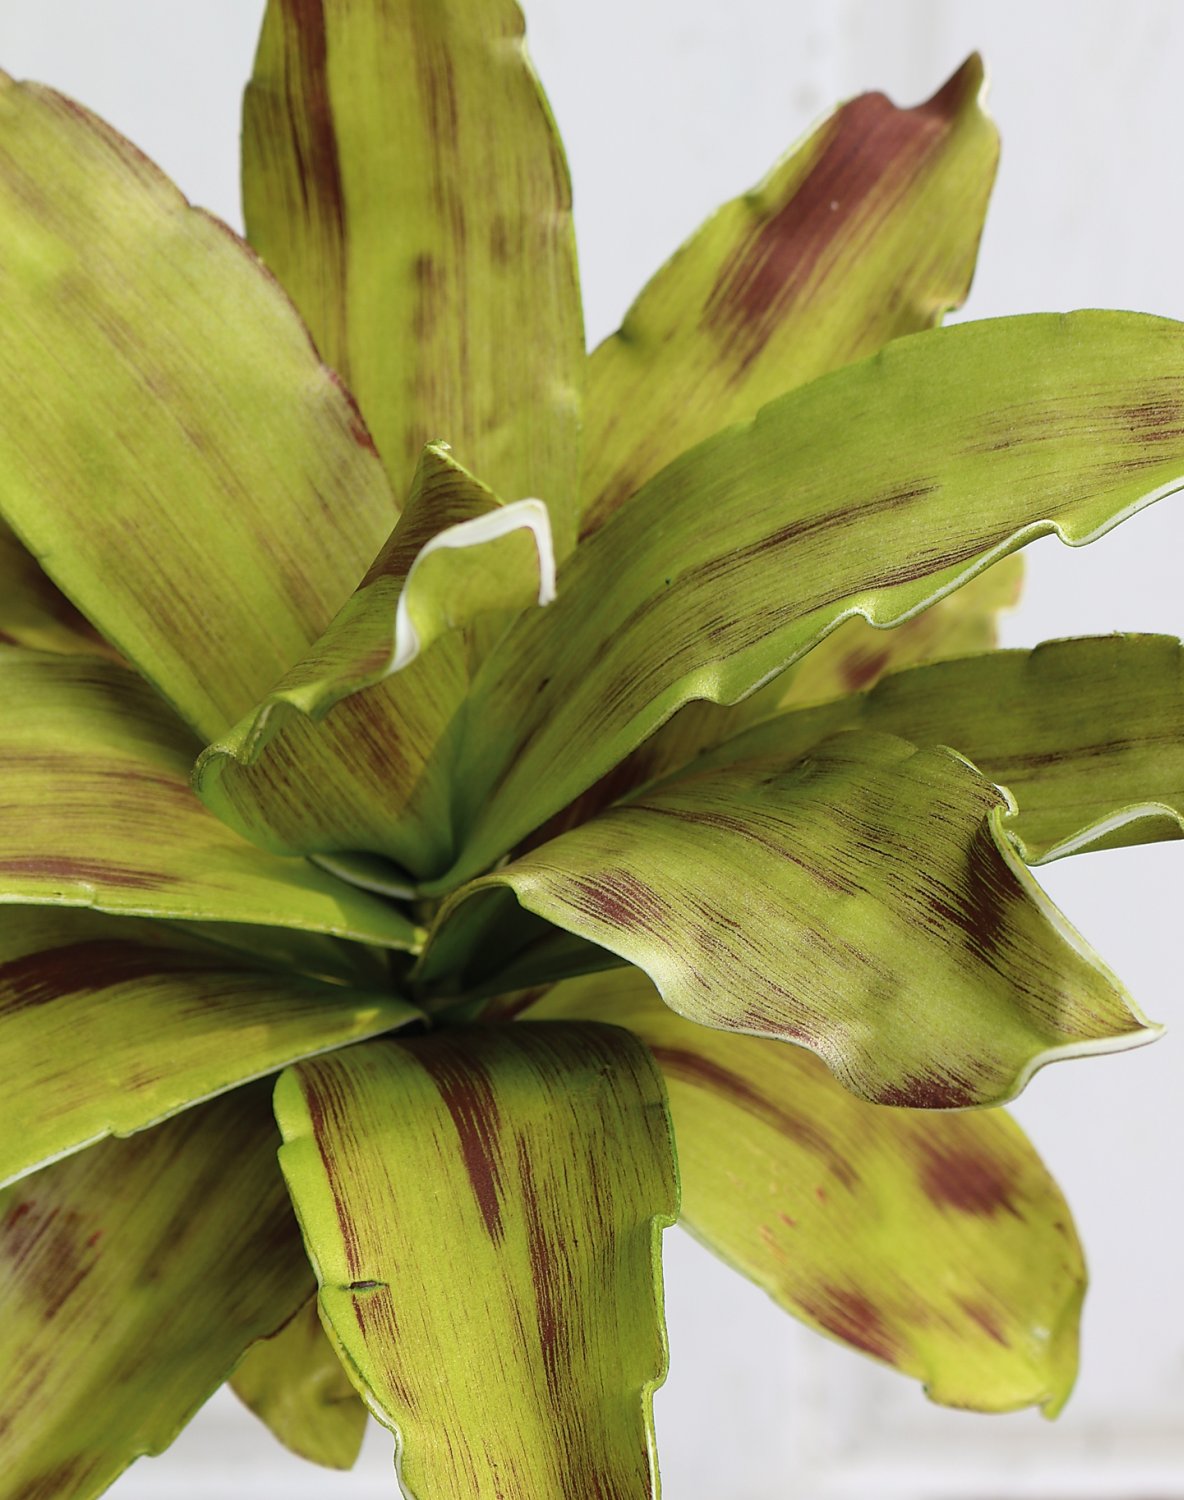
3,2,1182,1495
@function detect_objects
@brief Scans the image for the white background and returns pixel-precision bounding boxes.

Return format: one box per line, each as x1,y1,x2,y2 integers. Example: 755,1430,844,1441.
3,3,1184,1496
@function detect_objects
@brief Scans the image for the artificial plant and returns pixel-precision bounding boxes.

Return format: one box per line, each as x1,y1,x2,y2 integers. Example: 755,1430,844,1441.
1,3,1182,1497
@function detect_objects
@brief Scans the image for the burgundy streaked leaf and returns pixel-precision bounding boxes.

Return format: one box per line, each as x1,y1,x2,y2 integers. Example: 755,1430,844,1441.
275,1025,678,1499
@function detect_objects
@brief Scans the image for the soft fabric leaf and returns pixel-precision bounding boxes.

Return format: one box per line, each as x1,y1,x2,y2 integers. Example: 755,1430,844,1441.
522,970,1083,1415
424,733,1154,1108
232,1297,368,1472
244,0,584,554
580,55,998,537
0,904,419,1188
0,75,397,741
275,1025,678,1499
0,1085,313,1500
0,519,115,660
442,312,1184,884
195,444,554,878
524,556,1023,853
688,633,1184,863
0,650,417,949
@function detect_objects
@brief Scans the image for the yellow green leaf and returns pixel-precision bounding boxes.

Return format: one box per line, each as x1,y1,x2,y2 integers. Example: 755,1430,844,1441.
424,732,1154,1108
442,312,1184,885
232,1297,368,1472
522,969,1082,1416
0,1086,313,1499
0,75,397,741
0,650,417,949
275,1025,678,1499
0,905,419,1188
580,55,998,536
688,633,1184,864
195,444,554,878
244,0,584,553
0,519,115,660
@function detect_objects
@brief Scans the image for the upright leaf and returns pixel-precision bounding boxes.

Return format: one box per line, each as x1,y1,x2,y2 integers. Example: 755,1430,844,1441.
524,970,1083,1415
0,75,397,741
232,1297,369,1472
442,313,1184,884
580,55,998,535
0,1087,312,1500
424,733,1154,1108
276,1026,678,1500
0,650,417,949
0,905,419,1188
196,445,554,878
244,0,584,552
688,633,1184,863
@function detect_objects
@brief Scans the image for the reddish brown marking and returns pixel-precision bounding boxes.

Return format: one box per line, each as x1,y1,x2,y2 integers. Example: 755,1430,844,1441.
705,61,978,367
841,645,892,694
303,1071,364,1280
651,1045,857,1189
517,1138,564,1396
876,1075,978,1110
570,869,669,931
0,938,220,1016
280,0,348,245
956,1297,1009,1346
0,855,168,891
928,828,1011,960
3,1201,102,1320
799,1284,900,1364
416,1042,505,1242
917,1140,1019,1218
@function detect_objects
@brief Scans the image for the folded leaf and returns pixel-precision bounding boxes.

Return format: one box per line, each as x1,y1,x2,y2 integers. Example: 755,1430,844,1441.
523,556,1023,853
0,1085,312,1500
688,633,1184,863
244,0,584,553
442,311,1184,886
580,55,998,536
0,519,115,659
0,75,397,741
232,1296,368,1472
195,444,554,876
276,1025,678,1500
522,970,1083,1415
425,732,1155,1108
0,904,419,1188
0,650,417,949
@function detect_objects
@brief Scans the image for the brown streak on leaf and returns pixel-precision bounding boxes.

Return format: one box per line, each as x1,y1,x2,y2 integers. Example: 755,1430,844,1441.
415,1041,505,1242
917,1139,1021,1218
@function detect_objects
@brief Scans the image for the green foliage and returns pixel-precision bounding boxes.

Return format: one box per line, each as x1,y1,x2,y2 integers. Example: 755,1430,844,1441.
0,5,1179,1496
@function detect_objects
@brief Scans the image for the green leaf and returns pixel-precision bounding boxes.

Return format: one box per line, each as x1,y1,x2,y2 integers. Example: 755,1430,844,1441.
521,970,1084,1416
275,1025,678,1499
232,1297,369,1472
194,443,554,877
527,555,1023,853
686,633,1184,864
244,0,584,554
0,650,417,949
580,55,998,537
0,904,419,1188
438,313,1184,887
0,519,116,660
0,1085,313,1499
424,732,1154,1108
0,76,397,741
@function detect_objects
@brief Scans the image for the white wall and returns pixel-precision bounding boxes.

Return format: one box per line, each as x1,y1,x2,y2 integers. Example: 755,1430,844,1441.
4,3,1183,1496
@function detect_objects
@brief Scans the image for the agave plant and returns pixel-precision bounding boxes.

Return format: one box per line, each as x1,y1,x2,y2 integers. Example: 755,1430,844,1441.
2,2,1184,1496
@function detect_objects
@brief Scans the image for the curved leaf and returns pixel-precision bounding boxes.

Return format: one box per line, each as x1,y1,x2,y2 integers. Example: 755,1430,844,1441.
522,969,1084,1415
441,311,1184,887
580,55,998,536
0,75,397,740
424,733,1155,1108
232,1297,368,1472
0,519,115,659
196,444,553,877
275,1025,678,1500
244,0,584,552
687,633,1184,864
0,905,419,1188
0,1086,312,1500
0,650,417,949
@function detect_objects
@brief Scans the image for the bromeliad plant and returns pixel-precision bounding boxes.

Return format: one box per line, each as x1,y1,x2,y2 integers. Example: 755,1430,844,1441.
2,3,1184,1496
